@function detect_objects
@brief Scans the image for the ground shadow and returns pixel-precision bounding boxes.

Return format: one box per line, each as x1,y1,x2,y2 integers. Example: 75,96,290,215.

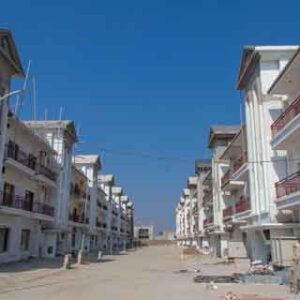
0,257,65,273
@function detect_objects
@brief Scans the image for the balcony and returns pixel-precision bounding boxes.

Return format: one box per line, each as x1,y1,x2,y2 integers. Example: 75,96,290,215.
72,184,87,199
37,164,57,182
5,141,37,173
203,192,212,206
275,171,300,209
69,213,88,224
235,196,251,214
222,206,233,220
221,169,231,187
221,157,247,190
203,216,214,227
271,96,300,149
0,193,54,217
111,225,118,231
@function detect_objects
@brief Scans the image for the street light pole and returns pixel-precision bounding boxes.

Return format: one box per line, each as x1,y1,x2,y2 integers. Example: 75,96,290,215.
0,89,23,102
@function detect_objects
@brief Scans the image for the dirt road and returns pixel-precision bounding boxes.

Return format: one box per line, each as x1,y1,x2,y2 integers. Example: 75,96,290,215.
0,245,293,300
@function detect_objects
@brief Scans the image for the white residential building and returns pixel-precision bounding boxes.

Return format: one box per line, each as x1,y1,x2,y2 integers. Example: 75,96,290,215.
236,45,299,263
73,155,101,252
207,125,240,257
194,159,211,249
219,127,250,258
25,120,78,255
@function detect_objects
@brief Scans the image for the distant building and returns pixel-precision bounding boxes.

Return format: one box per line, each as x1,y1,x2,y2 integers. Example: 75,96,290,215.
134,225,154,240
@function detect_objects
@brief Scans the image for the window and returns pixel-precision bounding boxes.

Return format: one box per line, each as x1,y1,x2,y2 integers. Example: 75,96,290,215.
0,228,9,253
20,229,30,251
3,182,14,206
24,191,34,211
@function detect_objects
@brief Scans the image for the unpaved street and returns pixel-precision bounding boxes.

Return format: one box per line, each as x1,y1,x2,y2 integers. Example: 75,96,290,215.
0,246,294,300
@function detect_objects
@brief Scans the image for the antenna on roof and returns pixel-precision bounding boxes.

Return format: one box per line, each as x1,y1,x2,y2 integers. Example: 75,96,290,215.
32,76,37,121
44,107,48,120
59,106,64,120
15,59,31,116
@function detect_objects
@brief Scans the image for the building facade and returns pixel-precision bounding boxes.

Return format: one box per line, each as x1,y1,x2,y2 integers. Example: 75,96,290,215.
0,30,135,263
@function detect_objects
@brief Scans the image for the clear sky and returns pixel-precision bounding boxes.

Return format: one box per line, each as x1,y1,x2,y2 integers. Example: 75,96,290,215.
2,0,300,232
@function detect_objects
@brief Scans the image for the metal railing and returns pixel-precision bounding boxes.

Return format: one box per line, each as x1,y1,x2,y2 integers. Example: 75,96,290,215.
222,206,233,219
6,141,37,171
203,216,214,227
271,96,300,136
203,191,212,205
235,196,251,214
221,169,231,186
37,164,57,181
275,170,300,198
69,213,88,224
0,192,54,217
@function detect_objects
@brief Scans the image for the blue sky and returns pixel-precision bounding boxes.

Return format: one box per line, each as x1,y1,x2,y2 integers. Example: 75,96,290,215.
3,0,300,231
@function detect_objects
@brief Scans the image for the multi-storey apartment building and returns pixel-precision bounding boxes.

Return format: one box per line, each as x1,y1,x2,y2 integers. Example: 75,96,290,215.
69,165,89,254
0,113,59,262
207,125,240,257
236,45,299,263
0,29,135,263
96,185,109,251
73,155,101,252
0,30,60,263
111,186,123,251
219,126,250,258
187,177,198,246
195,159,211,248
25,120,77,255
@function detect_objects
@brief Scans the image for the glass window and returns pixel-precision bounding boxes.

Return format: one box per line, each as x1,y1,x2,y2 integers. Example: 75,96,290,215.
20,229,30,251
0,228,9,252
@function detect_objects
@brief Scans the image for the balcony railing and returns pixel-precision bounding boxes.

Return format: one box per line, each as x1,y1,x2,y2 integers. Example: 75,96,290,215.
111,226,118,231
69,213,88,224
0,192,54,217
275,170,300,198
232,154,247,173
271,96,300,136
203,216,214,227
235,196,251,214
6,141,37,171
37,164,57,181
203,192,212,205
221,169,231,186
222,206,233,219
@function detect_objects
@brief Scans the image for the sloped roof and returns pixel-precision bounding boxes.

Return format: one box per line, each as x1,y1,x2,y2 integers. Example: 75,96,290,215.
112,186,123,195
208,125,240,148
0,29,24,77
98,174,115,185
195,159,211,174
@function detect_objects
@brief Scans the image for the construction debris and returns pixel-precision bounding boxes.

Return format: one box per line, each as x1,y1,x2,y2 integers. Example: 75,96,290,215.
181,247,199,255
194,274,239,283
224,291,240,300
249,261,274,275
206,281,218,290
